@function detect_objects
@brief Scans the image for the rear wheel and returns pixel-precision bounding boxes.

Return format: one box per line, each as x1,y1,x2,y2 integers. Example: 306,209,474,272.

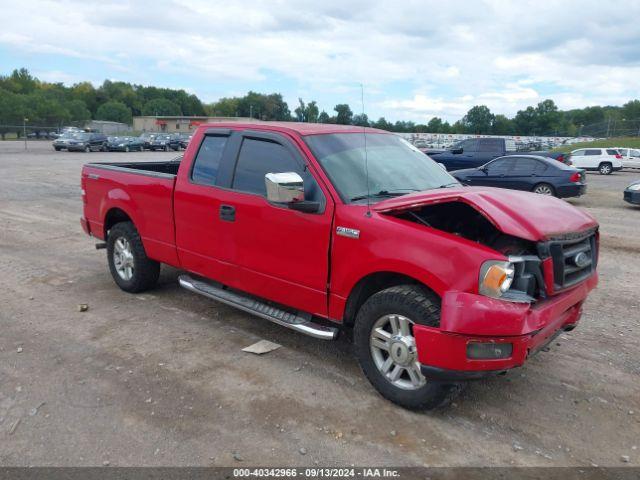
532,183,555,196
107,221,160,293
354,285,462,410
599,162,612,175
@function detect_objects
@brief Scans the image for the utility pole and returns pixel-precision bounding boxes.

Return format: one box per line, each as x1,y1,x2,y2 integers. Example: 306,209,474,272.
249,104,254,119
23,118,28,150
606,117,611,137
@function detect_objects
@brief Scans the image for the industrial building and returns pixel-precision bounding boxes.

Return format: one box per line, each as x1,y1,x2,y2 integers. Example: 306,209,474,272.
133,116,258,133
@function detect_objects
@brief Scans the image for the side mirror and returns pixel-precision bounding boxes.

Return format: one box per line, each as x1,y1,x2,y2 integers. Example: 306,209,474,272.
437,163,447,171
265,172,305,203
265,172,320,213
451,147,463,154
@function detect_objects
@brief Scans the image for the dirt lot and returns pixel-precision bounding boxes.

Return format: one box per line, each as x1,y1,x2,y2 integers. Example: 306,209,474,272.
0,141,638,467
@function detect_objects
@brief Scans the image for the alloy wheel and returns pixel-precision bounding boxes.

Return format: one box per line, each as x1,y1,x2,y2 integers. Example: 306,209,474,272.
370,314,426,390
113,237,134,281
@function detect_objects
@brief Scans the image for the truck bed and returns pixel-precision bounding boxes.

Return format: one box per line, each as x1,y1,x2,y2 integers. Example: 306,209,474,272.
81,158,180,267
85,158,182,177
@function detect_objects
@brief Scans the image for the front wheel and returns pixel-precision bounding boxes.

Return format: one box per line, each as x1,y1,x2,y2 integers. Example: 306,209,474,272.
532,183,555,196
107,221,160,293
125,146,130,152
354,285,462,410
599,162,612,175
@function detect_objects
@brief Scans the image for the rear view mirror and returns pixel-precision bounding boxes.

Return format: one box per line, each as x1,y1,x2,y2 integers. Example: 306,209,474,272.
265,172,305,204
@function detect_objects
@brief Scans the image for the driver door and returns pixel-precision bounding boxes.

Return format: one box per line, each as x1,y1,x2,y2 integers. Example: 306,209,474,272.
220,131,334,317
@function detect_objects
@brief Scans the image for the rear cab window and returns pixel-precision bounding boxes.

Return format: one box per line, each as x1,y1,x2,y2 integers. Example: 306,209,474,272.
606,149,619,156
478,138,503,153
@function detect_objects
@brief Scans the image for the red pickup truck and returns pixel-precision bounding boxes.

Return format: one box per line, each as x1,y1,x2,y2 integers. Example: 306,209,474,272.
81,122,599,409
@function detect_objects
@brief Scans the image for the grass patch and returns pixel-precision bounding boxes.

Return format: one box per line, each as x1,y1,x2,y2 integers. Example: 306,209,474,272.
552,137,640,153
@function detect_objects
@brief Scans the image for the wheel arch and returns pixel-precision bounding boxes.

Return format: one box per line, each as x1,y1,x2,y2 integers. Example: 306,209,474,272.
342,271,439,327
103,207,133,239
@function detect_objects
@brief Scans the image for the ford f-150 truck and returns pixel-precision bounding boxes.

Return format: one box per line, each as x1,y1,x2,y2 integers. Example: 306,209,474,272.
423,137,568,171
81,122,599,409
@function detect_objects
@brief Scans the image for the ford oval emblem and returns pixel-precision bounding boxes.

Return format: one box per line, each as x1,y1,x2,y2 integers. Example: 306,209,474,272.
573,252,590,268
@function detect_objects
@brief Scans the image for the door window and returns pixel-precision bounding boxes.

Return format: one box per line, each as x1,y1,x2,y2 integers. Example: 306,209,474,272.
631,149,640,158
232,138,301,196
485,158,512,174
572,150,586,156
511,158,538,175
460,139,478,152
585,149,601,156
191,135,229,185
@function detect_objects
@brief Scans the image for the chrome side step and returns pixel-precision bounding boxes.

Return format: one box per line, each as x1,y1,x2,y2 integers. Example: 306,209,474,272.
178,275,338,340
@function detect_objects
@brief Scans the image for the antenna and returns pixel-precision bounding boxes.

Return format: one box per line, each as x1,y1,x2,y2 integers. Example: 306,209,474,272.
360,83,371,218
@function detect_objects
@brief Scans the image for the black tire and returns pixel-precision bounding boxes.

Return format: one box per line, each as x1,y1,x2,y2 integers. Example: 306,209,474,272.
54,147,61,151
125,146,130,152
84,145,91,153
598,162,612,175
107,221,160,293
532,182,556,196
164,145,169,152
354,285,463,410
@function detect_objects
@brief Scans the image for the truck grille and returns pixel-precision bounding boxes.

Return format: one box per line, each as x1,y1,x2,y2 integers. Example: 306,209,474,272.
549,233,597,290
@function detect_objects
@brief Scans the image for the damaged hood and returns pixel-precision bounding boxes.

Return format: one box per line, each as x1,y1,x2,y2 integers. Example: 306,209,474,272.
373,187,597,242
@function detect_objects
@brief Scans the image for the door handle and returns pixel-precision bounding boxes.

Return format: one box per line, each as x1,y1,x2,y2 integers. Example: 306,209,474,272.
219,204,236,222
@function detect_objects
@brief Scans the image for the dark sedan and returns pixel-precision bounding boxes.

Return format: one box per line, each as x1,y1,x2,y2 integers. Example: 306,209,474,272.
451,155,586,198
106,136,145,152
149,133,181,151
624,181,640,205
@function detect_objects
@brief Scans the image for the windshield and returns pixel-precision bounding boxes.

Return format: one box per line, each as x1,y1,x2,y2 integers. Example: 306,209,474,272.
74,133,90,140
305,133,458,202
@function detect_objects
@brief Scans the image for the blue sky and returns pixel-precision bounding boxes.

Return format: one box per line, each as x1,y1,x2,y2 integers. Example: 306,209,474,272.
1,0,639,122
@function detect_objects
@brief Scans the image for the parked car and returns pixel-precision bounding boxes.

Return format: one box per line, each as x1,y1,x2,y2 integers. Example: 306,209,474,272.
623,180,640,205
422,137,569,171
614,147,640,169
451,155,586,198
52,132,78,151
81,123,598,410
66,132,108,152
149,133,181,151
139,132,162,150
178,133,192,150
106,136,145,152
568,148,623,175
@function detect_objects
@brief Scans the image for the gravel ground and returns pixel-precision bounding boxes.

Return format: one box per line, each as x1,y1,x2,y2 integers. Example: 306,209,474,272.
0,141,638,467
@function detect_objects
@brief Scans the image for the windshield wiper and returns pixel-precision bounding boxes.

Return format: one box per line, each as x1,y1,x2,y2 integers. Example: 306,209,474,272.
350,189,420,202
436,182,459,189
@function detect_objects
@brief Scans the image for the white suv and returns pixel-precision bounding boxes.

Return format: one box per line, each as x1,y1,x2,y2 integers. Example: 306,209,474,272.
614,147,640,169
569,148,623,175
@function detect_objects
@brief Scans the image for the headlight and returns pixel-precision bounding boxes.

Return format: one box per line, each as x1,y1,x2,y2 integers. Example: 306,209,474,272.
118,143,125,147
628,183,640,191
479,260,515,299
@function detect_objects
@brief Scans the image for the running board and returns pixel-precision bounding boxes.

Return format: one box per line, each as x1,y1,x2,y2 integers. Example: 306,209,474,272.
178,275,338,340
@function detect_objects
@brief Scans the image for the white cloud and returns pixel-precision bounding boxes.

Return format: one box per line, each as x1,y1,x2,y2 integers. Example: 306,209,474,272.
1,0,638,121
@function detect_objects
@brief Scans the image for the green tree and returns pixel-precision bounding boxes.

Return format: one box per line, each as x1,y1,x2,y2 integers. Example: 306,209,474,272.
352,113,370,126
96,101,133,124
334,104,353,124
67,99,91,124
427,117,446,132
142,98,181,116
206,97,240,116
372,117,393,131
462,105,494,134
305,101,319,123
318,111,330,123
294,98,306,121
491,114,515,135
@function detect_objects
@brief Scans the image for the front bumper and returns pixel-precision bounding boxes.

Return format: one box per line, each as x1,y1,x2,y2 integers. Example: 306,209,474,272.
624,189,640,205
414,273,597,380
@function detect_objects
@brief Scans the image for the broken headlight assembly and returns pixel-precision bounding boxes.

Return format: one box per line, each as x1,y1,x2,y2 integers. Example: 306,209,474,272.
479,256,544,303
